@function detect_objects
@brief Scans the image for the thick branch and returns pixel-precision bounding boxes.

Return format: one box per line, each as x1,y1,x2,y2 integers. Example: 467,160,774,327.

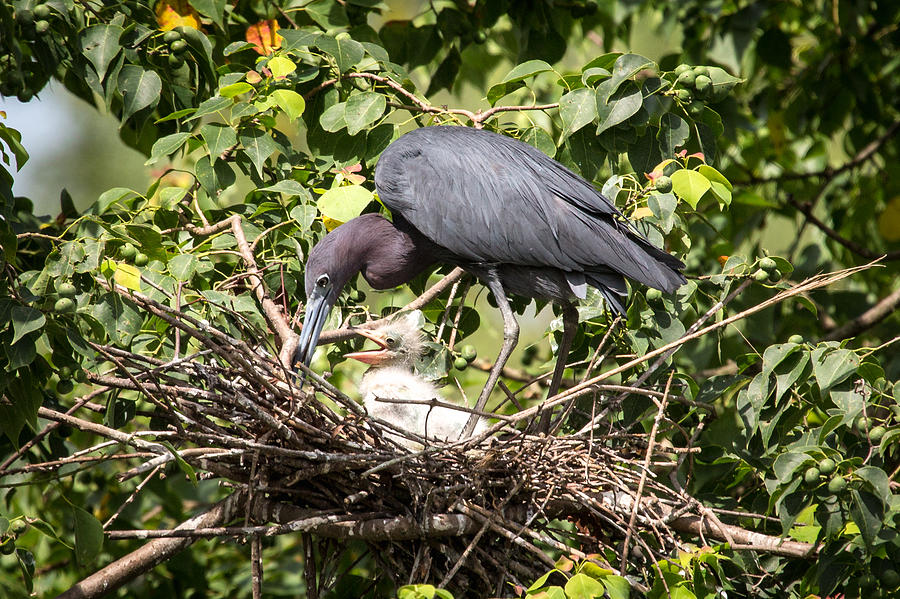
823,285,900,341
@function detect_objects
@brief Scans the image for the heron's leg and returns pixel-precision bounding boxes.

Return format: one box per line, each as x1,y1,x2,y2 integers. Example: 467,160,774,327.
536,302,578,434
461,268,519,438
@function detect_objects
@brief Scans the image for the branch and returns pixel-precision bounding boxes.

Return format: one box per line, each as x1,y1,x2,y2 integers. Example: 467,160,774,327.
789,197,900,261
57,493,244,599
822,285,900,341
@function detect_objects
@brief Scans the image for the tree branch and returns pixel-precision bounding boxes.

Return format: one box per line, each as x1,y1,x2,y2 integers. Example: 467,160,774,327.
822,285,900,341
789,197,900,261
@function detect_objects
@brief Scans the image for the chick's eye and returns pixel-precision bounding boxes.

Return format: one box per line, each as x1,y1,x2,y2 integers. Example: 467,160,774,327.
316,275,329,288
385,337,397,347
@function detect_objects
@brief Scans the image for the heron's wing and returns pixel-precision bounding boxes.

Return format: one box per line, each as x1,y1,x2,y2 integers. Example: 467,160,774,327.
375,127,685,292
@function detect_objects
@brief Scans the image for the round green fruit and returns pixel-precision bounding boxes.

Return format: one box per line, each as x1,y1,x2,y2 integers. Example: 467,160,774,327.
803,467,820,485
33,4,51,19
646,288,663,301
759,257,777,271
163,30,182,43
58,365,73,379
752,269,770,282
119,243,137,260
168,53,184,68
134,252,149,267
675,88,692,102
453,357,468,371
677,71,696,87
881,569,900,588
819,458,836,475
56,378,74,395
35,19,50,34
827,475,847,494
694,74,711,94
858,574,877,589
654,175,673,193
58,282,77,298
855,415,870,431
9,520,27,535
674,64,691,75
788,334,804,344
474,30,487,44
170,39,188,54
0,541,15,555
54,297,76,313
461,345,477,362
74,368,87,383
692,66,709,77
869,425,886,442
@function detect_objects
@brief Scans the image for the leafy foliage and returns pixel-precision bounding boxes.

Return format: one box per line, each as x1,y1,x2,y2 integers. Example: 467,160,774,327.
1,0,899,597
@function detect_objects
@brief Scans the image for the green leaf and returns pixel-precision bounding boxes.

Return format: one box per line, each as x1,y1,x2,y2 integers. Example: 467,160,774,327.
261,180,306,195
161,441,198,485
564,573,604,599
146,132,192,165
345,92,386,136
317,185,374,224
849,489,883,549
603,53,654,100
113,263,141,291
658,113,690,155
811,346,859,393
72,506,103,566
320,102,348,132
487,59,553,105
596,84,642,134
189,0,225,29
670,169,711,209
195,155,236,196
854,466,891,502
267,56,297,79
271,89,306,121
93,293,143,346
317,35,365,72
200,123,238,163
186,96,233,122
519,126,556,158
11,305,45,346
559,88,597,138
168,254,198,282
239,129,279,177
117,65,162,123
602,575,631,599
219,82,253,98
80,24,123,81
773,451,810,483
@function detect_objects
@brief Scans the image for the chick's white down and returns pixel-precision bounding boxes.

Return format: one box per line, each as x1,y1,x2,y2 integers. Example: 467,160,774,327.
346,315,487,449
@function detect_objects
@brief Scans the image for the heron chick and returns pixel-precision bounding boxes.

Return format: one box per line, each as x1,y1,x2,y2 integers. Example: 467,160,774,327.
344,314,487,449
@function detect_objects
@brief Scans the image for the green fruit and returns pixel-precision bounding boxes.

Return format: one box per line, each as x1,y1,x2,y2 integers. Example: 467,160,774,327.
10,520,27,535
752,269,770,282
56,379,74,395
74,368,87,383
168,53,185,68
453,357,468,371
134,252,149,267
646,288,663,301
0,540,15,555
654,175,673,193
33,4,51,19
54,297,76,313
694,74,711,94
163,30,182,43
687,101,705,116
869,425,886,442
827,476,847,494
35,19,50,34
15,8,34,25
677,71,696,87
170,39,188,54
855,415,870,431
803,467,820,485
881,569,900,588
819,458,836,475
58,365,73,379
474,30,487,44
674,64,691,75
858,574,877,589
788,334,804,344
759,257,777,271
675,88,692,102
692,66,709,77
461,345,477,362
58,282,77,298
120,243,137,260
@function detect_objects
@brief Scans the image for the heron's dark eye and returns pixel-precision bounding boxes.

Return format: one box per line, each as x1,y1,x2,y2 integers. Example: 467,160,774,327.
316,275,330,288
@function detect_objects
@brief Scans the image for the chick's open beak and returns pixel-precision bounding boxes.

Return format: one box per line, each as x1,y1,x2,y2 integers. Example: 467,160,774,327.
343,328,394,365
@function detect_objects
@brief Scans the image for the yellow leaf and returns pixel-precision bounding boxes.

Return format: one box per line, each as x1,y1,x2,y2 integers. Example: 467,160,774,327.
877,196,900,242
155,0,200,31
632,206,654,220
321,216,342,231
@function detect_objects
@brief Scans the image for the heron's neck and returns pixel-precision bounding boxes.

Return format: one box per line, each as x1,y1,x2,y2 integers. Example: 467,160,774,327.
355,215,438,290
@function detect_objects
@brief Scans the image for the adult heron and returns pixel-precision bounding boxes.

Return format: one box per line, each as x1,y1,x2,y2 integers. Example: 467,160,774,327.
296,126,686,436
344,313,487,448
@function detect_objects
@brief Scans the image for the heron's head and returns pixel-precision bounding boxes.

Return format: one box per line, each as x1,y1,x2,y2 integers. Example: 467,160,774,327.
295,225,365,369
343,314,424,369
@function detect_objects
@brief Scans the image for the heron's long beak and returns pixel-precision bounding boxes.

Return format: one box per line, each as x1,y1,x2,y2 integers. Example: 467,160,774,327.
343,329,392,365
294,289,333,372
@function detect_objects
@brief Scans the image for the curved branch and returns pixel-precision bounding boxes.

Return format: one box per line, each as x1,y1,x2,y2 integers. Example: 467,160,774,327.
789,197,900,261
823,285,900,341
